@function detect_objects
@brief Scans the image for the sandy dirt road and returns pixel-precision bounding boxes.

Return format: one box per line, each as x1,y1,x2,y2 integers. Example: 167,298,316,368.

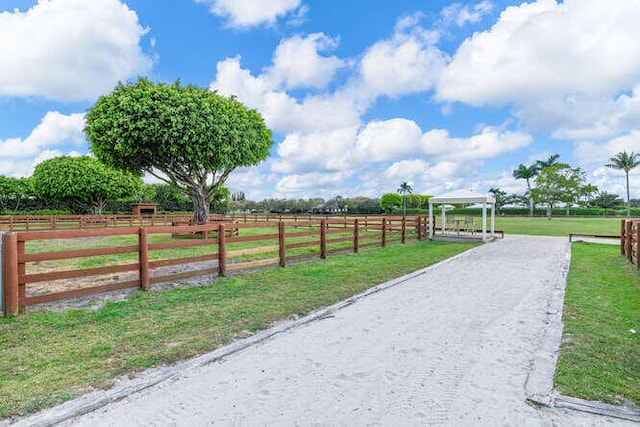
58,235,633,426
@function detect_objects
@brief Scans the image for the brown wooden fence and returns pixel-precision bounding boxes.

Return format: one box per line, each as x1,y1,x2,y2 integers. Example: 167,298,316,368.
0,214,195,231
620,219,640,270
2,215,430,316
0,213,432,231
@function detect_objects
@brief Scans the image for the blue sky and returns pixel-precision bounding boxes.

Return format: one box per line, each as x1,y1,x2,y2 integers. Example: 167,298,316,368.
1,0,640,201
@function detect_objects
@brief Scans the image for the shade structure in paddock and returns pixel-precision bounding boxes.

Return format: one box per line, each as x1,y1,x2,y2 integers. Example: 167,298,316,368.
428,190,496,242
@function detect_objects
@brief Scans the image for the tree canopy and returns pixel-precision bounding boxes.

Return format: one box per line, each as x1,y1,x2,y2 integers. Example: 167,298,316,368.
380,193,402,213
85,78,273,223
0,176,33,213
531,164,585,219
512,163,538,216
32,156,142,214
397,181,413,215
605,151,640,217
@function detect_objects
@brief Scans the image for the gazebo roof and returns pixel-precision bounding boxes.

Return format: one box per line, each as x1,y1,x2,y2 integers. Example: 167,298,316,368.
429,189,496,204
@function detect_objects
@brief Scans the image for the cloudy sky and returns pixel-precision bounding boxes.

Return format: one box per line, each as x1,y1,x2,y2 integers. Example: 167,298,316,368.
1,0,640,201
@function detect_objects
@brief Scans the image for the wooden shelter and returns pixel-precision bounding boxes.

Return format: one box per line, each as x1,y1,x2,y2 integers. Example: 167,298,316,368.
132,203,158,217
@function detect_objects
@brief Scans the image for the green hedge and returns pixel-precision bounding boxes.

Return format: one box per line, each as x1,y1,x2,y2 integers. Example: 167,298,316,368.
393,207,640,217
448,207,640,216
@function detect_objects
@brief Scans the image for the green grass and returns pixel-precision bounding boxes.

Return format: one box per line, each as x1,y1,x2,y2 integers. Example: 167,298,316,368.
494,216,621,236
555,242,640,405
27,225,382,273
0,239,476,419
436,216,622,237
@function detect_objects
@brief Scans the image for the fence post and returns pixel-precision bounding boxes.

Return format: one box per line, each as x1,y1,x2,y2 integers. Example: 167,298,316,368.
139,227,150,290
626,220,633,262
354,219,359,253
320,219,327,259
635,221,640,270
17,238,25,313
2,233,18,316
218,223,227,276
381,217,387,247
416,216,422,240
621,219,626,255
279,221,286,267
401,216,406,244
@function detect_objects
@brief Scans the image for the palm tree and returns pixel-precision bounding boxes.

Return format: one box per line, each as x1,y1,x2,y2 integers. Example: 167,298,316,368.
397,181,413,215
536,153,560,170
512,163,538,216
606,151,640,217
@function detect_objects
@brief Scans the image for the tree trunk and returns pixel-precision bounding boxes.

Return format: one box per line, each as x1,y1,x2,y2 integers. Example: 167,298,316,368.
191,189,210,224
527,180,534,216
626,172,631,218
547,203,553,220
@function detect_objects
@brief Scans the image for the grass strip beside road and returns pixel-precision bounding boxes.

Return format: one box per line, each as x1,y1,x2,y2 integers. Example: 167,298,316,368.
0,239,477,419
556,242,640,406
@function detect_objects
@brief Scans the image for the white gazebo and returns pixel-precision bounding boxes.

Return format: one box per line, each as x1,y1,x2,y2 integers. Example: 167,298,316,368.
428,190,496,242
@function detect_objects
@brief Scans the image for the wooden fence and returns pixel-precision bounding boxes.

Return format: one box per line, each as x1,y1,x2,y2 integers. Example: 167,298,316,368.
0,214,194,231
620,219,640,270
0,213,430,231
2,216,430,316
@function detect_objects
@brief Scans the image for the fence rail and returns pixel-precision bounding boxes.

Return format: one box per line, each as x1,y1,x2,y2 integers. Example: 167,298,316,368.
620,219,640,270
0,213,430,232
2,215,430,316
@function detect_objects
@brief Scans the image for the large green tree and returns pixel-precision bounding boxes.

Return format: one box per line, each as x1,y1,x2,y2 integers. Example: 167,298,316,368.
512,163,538,216
605,151,640,217
32,156,142,214
531,164,584,219
591,192,623,209
0,176,33,212
85,78,273,223
380,193,402,214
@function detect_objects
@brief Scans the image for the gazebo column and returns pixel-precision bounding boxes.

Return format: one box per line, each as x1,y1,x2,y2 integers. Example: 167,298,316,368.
482,203,487,242
490,203,495,239
441,206,446,234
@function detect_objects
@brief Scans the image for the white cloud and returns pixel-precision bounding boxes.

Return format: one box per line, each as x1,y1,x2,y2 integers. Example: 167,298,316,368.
383,159,429,181
197,0,302,27
573,131,640,167
276,171,351,195
541,87,640,140
421,126,532,162
207,8,537,199
273,118,531,196
437,0,640,106
211,57,360,134
268,33,344,90
352,119,423,163
441,1,494,27
272,127,358,173
0,112,86,177
360,15,447,98
0,0,152,102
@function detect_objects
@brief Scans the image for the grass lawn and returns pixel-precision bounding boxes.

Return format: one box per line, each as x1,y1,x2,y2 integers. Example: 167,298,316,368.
434,215,623,237
0,239,477,419
494,216,621,237
555,242,640,405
